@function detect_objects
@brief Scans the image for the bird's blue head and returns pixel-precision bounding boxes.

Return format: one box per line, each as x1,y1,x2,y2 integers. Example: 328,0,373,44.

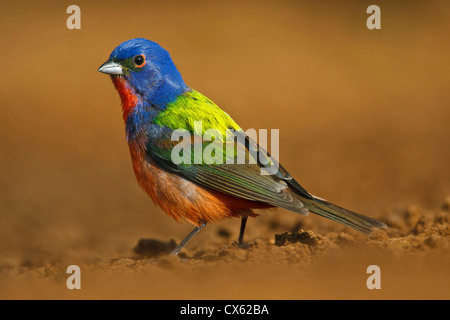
98,38,189,109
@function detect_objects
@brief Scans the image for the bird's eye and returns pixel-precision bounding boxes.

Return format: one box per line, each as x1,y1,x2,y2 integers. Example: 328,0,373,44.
133,55,146,67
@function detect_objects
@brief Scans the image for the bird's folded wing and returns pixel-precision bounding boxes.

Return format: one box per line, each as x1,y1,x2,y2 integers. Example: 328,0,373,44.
146,137,309,215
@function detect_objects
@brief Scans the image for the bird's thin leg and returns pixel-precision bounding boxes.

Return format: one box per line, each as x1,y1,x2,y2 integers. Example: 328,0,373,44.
238,216,248,246
170,222,207,256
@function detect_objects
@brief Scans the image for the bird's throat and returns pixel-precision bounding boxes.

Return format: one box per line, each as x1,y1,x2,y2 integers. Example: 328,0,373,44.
111,76,139,122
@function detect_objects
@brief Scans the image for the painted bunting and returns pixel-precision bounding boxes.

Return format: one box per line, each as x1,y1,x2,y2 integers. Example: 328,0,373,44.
98,38,386,255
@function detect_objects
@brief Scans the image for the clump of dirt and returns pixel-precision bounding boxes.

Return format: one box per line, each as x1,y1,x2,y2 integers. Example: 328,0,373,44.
133,238,177,257
274,230,319,246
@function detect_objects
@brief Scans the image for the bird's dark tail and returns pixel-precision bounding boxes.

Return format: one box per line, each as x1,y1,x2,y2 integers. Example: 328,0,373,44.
300,195,387,234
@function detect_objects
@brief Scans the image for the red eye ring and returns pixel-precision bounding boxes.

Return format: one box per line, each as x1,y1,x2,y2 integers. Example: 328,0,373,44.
133,54,146,68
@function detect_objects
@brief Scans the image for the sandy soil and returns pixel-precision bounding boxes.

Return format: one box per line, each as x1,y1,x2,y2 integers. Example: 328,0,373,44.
0,1,449,300
1,200,449,299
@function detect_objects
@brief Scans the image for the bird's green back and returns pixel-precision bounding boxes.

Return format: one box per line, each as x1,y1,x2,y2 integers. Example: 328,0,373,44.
154,89,241,138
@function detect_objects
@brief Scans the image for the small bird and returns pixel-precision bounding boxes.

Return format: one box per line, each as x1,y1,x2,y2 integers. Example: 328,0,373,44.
98,38,386,255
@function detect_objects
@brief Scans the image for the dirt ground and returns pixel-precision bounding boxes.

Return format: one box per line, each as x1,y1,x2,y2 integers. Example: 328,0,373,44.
0,1,449,300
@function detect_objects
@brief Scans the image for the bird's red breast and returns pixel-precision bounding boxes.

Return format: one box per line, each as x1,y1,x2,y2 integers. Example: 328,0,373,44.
112,76,138,121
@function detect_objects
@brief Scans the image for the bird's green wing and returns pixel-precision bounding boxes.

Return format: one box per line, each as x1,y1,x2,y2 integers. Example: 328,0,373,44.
147,141,309,215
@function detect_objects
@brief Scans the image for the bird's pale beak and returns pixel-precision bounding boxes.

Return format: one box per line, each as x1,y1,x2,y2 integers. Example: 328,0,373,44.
98,60,123,75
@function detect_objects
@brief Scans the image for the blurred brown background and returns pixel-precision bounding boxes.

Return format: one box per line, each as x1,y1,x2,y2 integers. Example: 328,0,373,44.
0,0,449,299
